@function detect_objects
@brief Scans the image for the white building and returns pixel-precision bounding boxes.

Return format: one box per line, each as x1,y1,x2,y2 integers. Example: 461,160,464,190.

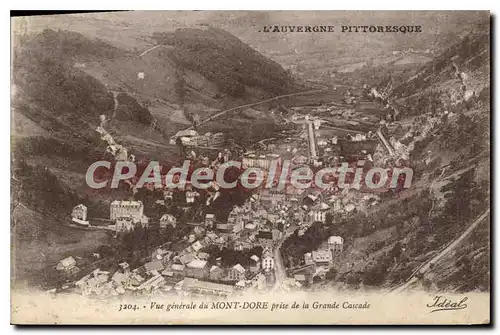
185,259,208,279
110,200,144,222
72,204,87,221
115,216,149,232
328,236,344,256
160,214,177,229
242,153,280,170
169,129,199,145
75,269,110,295
311,250,332,266
186,191,199,204
308,210,326,223
249,255,261,273
181,277,233,297
293,155,309,165
227,264,246,281
209,265,225,281
262,255,275,272
205,214,215,229
304,252,314,265
56,256,78,274
71,204,89,226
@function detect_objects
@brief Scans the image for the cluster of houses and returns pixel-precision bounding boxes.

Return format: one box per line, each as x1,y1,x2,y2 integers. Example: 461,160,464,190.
220,167,374,240
297,190,381,236
284,235,344,286
288,110,383,167
65,190,283,297
214,202,284,251
64,113,383,298
54,239,275,297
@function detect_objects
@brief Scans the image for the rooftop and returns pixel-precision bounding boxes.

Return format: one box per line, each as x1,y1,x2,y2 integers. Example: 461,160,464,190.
59,256,76,267
137,274,165,291
179,254,194,264
191,241,204,252
198,252,210,260
187,259,207,269
144,260,164,272
174,130,198,138
328,236,344,244
111,200,143,206
232,264,245,273
171,264,185,271
250,255,260,262
111,271,129,285
182,277,233,294
294,274,306,281
257,231,273,240
312,250,332,262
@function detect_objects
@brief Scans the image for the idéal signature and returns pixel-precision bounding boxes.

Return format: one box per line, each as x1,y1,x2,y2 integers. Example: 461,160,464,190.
426,296,468,313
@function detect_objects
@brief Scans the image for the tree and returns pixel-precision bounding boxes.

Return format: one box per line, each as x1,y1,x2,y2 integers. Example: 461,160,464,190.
441,168,485,225
325,267,338,280
390,242,403,261
362,262,388,286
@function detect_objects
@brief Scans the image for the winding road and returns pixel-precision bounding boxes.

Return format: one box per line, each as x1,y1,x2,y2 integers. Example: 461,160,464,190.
184,89,326,131
138,44,163,57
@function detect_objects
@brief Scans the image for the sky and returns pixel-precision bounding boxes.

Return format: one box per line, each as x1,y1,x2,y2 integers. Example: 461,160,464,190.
12,11,489,60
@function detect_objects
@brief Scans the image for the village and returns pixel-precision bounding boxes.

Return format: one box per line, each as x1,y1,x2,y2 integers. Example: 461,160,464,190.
54,85,420,299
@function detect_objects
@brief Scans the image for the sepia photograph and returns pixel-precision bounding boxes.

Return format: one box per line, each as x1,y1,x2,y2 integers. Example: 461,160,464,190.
9,10,491,325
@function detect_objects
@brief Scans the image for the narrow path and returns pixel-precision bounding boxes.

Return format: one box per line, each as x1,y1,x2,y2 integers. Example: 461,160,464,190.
111,91,119,119
138,44,162,57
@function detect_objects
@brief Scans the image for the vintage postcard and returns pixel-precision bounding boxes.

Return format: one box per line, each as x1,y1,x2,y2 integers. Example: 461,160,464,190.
10,11,490,325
